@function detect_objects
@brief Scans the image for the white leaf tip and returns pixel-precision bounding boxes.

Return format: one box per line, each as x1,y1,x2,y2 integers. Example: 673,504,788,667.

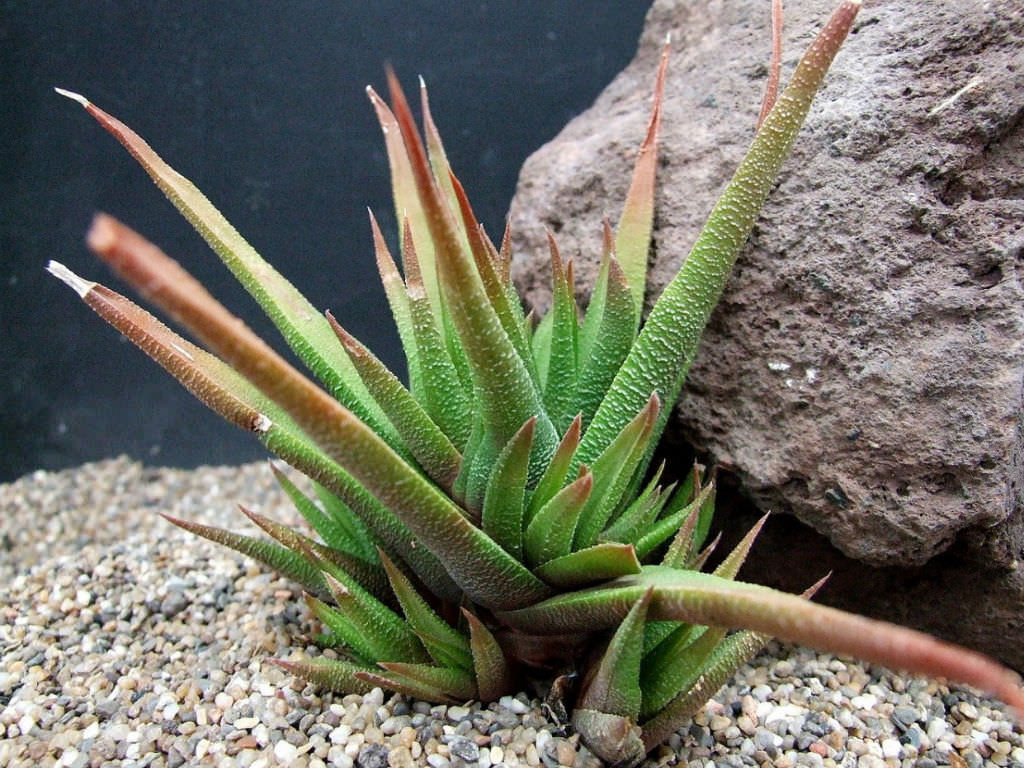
47,260,95,298
54,87,90,107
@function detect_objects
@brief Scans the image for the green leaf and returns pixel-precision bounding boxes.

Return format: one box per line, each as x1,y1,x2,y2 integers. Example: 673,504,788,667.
161,513,328,601
238,506,393,607
327,312,462,492
499,564,1024,717
317,572,427,664
639,630,769,751
573,394,660,550
401,227,474,449
62,97,396,445
304,594,380,667
48,261,463,603
481,418,534,559
533,543,642,589
524,470,593,567
576,255,636,428
640,624,727,718
637,481,715,562
378,661,477,700
368,211,422,398
599,463,669,546
578,587,652,719
448,169,537,385
367,86,444,328
269,658,377,695
385,72,558,483
463,609,515,701
311,481,379,563
525,414,582,525
576,0,864,470
615,43,668,323
379,551,473,671
270,463,361,556
540,235,579,433
712,513,769,580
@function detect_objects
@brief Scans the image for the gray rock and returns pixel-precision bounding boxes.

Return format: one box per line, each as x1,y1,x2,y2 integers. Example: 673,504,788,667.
509,0,1024,663
356,743,389,768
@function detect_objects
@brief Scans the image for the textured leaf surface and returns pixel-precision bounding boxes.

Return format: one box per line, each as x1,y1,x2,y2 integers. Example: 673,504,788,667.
579,588,652,719
500,565,1024,716
533,543,642,589
576,0,863,468
62,97,393,441
379,551,473,671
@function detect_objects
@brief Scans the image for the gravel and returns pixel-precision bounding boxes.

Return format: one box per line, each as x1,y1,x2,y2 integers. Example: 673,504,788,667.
2,457,1022,767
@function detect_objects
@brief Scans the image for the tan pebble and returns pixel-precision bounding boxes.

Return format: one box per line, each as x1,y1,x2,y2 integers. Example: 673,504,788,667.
398,726,417,748
554,738,577,766
525,743,540,765
773,756,794,768
27,741,49,760
825,729,846,749
809,741,829,757
410,742,422,759
388,746,414,768
737,715,756,735
709,715,732,732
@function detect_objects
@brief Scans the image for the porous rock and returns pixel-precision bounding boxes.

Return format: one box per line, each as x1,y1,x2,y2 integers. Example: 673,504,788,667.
509,0,1024,664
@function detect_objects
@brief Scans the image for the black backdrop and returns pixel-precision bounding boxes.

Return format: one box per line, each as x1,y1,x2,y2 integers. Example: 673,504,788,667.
3,1,653,481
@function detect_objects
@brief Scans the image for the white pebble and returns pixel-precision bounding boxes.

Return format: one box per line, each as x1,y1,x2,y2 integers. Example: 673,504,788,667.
881,738,902,759
850,693,878,710
330,724,352,744
274,741,298,763
327,746,353,768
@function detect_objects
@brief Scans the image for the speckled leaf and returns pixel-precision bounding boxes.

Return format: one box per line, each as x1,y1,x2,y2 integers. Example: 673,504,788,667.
616,43,668,322
578,588,652,719
576,0,863,468
524,470,593,567
379,551,473,671
269,658,377,695
385,72,558,483
58,95,394,442
161,513,328,601
525,415,582,525
327,312,462,492
573,394,660,550
374,662,477,701
499,564,1024,717
636,481,715,562
462,609,515,702
533,543,642,589
540,236,579,433
481,418,534,560
640,624,727,718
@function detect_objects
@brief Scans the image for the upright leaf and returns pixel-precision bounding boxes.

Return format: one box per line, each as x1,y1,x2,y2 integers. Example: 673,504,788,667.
577,0,864,467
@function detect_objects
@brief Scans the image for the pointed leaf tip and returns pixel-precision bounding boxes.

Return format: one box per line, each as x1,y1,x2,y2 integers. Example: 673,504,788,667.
54,87,90,107
47,260,95,298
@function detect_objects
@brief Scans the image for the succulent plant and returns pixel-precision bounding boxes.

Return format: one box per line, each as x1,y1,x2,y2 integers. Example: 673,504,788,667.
49,1,1022,764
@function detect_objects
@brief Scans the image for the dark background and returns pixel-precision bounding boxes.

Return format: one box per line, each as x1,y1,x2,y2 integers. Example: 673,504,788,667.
3,1,653,481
